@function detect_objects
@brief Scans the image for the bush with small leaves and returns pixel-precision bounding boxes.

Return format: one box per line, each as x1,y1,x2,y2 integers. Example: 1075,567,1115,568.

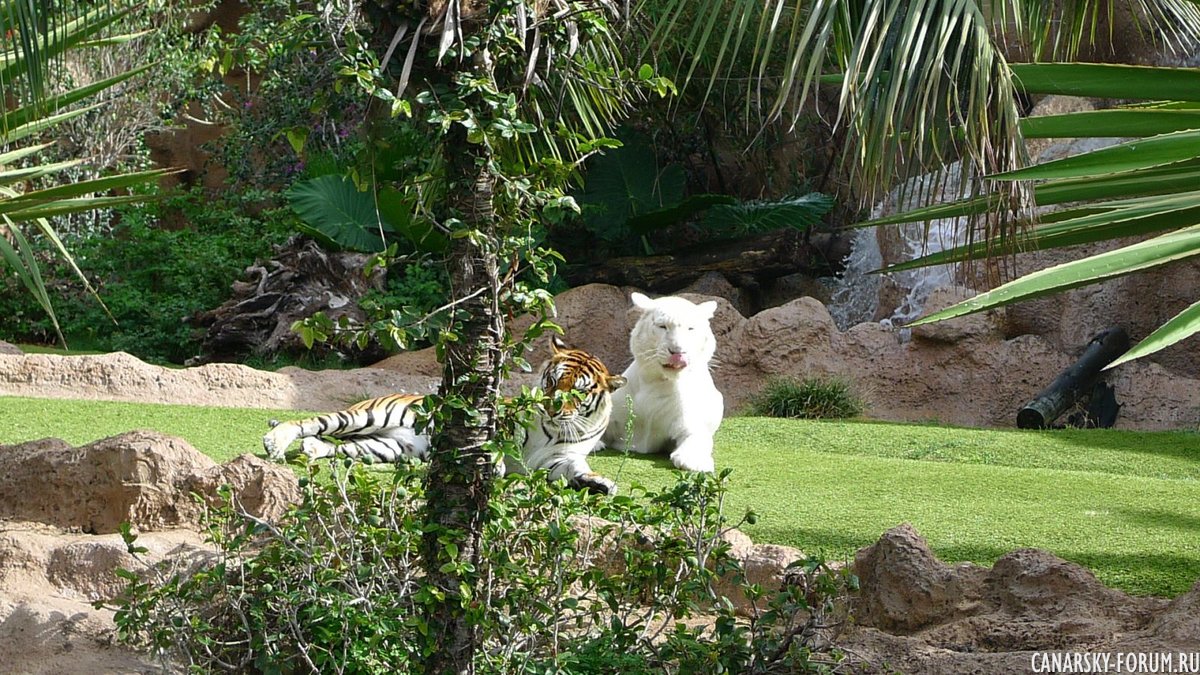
102,464,856,674
747,376,866,420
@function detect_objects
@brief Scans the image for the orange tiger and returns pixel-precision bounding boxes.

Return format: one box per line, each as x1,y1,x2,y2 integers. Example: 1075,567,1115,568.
263,335,625,494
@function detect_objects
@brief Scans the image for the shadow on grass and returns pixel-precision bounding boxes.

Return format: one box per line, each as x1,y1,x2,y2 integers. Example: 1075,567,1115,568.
1116,507,1200,533
1042,427,1200,462
593,449,676,471
1013,548,1200,598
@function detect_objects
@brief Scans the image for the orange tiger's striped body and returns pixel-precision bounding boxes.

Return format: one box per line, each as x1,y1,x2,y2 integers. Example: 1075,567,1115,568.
263,336,625,494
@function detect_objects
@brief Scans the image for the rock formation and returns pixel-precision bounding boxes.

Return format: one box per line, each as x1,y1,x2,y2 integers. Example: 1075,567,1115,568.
3,283,1195,429
843,525,1200,673
0,431,300,674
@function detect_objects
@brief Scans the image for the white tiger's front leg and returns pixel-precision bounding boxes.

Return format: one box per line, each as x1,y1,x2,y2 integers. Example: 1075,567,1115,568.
669,433,716,473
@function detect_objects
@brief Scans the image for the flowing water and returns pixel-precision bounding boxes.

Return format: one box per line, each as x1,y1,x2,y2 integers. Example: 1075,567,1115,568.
827,134,1124,333
827,166,969,332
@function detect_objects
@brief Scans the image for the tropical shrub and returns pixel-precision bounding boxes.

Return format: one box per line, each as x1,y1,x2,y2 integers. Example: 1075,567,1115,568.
103,466,855,674
0,1,176,342
570,129,835,256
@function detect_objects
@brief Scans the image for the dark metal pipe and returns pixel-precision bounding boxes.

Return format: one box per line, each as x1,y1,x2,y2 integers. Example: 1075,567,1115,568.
1017,327,1130,430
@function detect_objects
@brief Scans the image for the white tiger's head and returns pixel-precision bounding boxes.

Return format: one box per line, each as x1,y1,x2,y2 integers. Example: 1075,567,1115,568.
628,292,718,376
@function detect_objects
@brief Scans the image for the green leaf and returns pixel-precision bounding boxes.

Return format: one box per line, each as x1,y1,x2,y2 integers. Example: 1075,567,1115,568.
0,195,168,222
575,129,686,243
1021,109,1200,139
991,129,1200,181
701,193,835,238
0,219,63,345
1,104,99,145
1105,299,1200,369
862,162,1200,229
376,188,448,254
0,142,55,167
883,191,1200,272
284,127,309,155
2,168,177,202
911,224,1200,325
0,159,82,187
0,62,155,133
1010,63,1200,102
287,175,393,253
627,194,737,235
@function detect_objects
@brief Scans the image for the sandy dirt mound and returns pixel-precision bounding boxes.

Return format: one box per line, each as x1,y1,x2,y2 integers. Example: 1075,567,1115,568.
0,350,438,411
841,525,1199,673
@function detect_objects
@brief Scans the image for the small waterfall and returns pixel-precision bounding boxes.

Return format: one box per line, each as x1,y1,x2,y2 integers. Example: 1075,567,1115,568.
826,129,1128,333
827,228,883,330
828,167,969,331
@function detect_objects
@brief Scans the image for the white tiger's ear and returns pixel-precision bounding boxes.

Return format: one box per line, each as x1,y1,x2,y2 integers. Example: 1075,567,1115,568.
549,333,568,354
630,292,655,311
697,300,718,320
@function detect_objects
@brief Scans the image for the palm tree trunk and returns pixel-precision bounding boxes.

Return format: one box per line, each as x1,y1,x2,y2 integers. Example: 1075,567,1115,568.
420,120,502,673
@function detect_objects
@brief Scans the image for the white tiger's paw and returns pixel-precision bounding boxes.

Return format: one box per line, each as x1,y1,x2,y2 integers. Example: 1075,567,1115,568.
670,448,715,473
570,472,617,496
262,423,300,461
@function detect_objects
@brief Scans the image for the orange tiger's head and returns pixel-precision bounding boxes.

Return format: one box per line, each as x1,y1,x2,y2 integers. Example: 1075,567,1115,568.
542,335,625,417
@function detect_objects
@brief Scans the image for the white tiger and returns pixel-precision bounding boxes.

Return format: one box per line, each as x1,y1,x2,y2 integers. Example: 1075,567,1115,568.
602,292,724,472
263,335,626,495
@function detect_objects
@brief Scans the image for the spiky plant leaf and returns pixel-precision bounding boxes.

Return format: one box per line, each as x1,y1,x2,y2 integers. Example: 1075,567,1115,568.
701,192,834,238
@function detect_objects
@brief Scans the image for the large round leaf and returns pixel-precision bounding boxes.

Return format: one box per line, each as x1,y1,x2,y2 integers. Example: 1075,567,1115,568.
287,175,393,253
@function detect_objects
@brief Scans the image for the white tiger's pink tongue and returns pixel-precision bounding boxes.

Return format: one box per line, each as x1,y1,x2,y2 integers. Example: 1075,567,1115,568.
664,353,689,370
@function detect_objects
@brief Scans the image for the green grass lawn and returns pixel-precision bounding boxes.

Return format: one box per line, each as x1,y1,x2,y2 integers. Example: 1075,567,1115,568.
2,395,1198,597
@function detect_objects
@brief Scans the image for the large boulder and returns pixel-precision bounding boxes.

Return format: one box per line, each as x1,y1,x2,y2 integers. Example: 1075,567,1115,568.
0,431,300,533
0,429,307,675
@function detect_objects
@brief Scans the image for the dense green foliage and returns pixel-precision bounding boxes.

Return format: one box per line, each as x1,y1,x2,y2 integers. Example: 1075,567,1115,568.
103,464,852,673
0,190,291,363
0,2,176,342
4,396,1198,597
745,376,865,420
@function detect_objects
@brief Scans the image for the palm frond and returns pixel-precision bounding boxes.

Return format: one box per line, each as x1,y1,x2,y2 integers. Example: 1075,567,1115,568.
644,0,1030,241
0,0,165,346
888,59,1200,364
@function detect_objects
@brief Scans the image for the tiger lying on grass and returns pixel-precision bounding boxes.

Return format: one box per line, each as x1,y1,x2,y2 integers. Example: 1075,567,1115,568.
262,335,626,495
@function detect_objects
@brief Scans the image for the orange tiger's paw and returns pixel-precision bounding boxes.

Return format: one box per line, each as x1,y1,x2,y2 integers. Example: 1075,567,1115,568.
572,473,617,496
